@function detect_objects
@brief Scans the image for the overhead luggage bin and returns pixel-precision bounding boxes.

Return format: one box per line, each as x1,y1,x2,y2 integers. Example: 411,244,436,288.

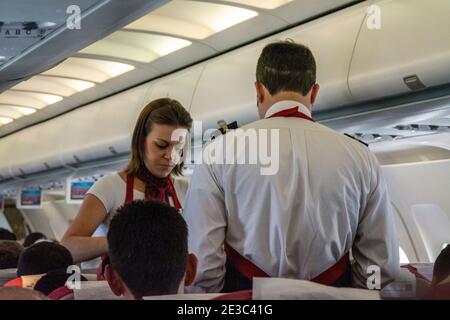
349,0,450,102
8,117,69,177
189,1,367,135
59,85,149,166
0,134,17,180
189,44,263,140
145,65,204,110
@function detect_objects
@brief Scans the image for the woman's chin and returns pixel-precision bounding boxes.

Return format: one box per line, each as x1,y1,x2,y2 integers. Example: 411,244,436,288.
156,167,173,178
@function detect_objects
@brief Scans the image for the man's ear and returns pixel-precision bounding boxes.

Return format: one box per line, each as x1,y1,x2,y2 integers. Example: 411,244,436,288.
254,81,265,105
105,264,125,297
310,83,320,105
184,253,198,286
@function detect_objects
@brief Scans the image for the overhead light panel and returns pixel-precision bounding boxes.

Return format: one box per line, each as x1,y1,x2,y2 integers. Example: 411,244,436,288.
0,117,13,125
12,106,36,115
42,57,135,83
13,76,95,97
222,0,293,10
0,105,36,118
79,31,191,63
124,1,258,39
0,91,62,109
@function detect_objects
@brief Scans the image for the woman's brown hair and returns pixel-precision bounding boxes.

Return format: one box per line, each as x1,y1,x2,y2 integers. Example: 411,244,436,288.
125,98,193,176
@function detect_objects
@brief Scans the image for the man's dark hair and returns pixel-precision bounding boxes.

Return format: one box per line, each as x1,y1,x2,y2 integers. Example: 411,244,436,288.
107,200,188,297
17,242,73,276
0,228,16,241
433,244,450,285
256,40,316,96
0,240,24,269
23,232,47,247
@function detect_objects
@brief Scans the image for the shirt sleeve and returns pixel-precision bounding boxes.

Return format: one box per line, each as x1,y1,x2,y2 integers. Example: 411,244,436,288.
351,152,400,289
86,175,119,216
182,161,228,293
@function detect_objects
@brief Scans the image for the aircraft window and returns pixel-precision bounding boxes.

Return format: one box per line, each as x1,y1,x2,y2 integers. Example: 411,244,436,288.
222,0,292,10
399,247,409,264
79,31,192,63
124,1,258,40
42,57,134,82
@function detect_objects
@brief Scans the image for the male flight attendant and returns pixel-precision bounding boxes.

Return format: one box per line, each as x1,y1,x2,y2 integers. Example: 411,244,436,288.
183,40,399,293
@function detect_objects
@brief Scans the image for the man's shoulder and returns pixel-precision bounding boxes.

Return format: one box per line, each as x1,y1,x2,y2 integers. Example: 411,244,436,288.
343,133,369,147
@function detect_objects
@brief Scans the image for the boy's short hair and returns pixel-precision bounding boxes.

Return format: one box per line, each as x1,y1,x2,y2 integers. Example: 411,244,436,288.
17,242,73,276
0,240,24,269
107,200,188,297
0,228,16,241
433,245,450,285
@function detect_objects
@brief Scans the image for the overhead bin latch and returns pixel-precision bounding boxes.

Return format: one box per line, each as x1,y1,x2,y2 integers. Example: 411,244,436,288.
403,75,426,91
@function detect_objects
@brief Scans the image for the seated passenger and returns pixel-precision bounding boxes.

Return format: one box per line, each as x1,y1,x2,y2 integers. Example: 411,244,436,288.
105,200,197,300
23,232,47,247
0,228,16,241
432,244,450,286
34,268,87,296
17,242,73,277
4,242,74,289
423,245,450,299
0,240,24,269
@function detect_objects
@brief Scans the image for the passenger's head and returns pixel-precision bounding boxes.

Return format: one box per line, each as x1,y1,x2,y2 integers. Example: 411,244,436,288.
432,245,450,286
23,232,47,247
255,40,320,118
126,98,193,178
0,287,49,300
106,200,197,299
34,268,87,296
17,242,73,276
0,240,24,269
0,228,16,241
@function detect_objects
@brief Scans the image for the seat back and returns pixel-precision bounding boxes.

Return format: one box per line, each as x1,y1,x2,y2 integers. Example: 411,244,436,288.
0,268,17,286
252,278,380,300
73,281,121,300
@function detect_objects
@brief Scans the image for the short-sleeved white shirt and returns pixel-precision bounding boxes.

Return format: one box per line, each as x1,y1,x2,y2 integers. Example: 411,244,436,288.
87,173,189,234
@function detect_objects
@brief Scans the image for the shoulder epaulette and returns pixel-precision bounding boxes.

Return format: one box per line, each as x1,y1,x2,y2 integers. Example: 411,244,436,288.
344,133,368,147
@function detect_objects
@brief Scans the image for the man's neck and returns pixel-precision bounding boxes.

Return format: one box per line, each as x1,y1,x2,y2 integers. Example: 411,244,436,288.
262,92,311,118
271,92,311,110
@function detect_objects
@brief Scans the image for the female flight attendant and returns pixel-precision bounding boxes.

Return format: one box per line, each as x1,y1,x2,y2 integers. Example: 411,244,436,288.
62,98,193,264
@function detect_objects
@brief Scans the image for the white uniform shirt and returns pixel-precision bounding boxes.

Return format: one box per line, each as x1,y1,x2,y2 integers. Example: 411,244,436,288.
183,100,399,293
87,173,189,234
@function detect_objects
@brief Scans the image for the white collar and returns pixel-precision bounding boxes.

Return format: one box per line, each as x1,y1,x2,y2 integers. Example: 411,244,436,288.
264,100,312,119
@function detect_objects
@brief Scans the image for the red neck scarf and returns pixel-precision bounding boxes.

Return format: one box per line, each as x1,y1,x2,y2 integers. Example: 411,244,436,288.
135,166,172,204
268,106,315,122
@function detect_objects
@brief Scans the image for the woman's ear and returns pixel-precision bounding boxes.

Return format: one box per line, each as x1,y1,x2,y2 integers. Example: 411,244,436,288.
184,253,198,286
105,264,125,296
